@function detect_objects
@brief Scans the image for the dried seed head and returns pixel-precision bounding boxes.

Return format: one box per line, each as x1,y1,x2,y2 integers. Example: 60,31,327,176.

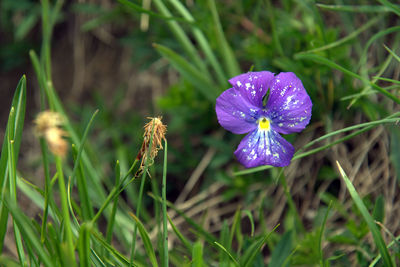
34,110,68,157
137,116,167,172
34,111,64,136
45,127,68,157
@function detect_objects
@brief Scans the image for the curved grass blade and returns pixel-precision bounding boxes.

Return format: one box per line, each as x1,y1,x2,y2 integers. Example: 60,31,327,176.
0,76,26,253
316,4,393,13
240,224,279,267
336,161,393,267
152,0,209,76
295,53,400,105
78,222,92,267
129,213,159,267
148,192,217,245
166,213,192,252
377,0,400,16
268,230,293,267
117,0,189,23
192,241,204,267
296,17,379,55
207,0,240,78
154,43,218,101
4,197,54,267
214,241,239,267
168,0,227,87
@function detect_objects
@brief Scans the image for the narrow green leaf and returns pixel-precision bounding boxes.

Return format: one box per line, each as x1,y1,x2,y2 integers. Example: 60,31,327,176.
106,160,120,243
214,241,239,267
161,140,169,267
207,0,240,77
318,202,332,265
372,195,385,223
243,210,255,237
152,0,210,76
4,197,54,267
153,43,218,102
241,224,279,267
295,53,400,105
377,0,400,16
219,221,230,266
268,230,293,267
192,241,204,267
316,4,394,13
297,17,379,55
148,193,218,245
168,0,227,87
78,223,92,267
166,213,192,252
336,161,393,267
0,76,26,253
129,213,159,267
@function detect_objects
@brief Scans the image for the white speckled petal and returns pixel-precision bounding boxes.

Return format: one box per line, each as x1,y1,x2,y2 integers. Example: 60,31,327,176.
229,71,274,107
216,87,260,134
266,72,312,134
234,128,294,168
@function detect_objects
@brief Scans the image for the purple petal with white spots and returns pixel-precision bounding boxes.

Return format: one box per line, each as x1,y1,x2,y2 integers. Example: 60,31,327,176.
216,87,260,134
229,71,274,108
265,72,312,134
234,128,295,168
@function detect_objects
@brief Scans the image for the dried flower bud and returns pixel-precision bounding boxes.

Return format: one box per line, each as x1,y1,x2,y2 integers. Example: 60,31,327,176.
34,110,68,157
137,116,167,172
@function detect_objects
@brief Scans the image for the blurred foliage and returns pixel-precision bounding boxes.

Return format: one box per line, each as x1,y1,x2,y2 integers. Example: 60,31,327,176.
1,0,400,266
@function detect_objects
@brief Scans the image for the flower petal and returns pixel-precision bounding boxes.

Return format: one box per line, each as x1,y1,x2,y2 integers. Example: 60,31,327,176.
229,71,274,107
265,72,312,134
216,87,260,134
234,128,294,168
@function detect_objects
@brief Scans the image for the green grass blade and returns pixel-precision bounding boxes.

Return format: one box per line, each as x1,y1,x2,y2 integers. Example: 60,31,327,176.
78,222,92,267
90,230,130,265
129,213,159,267
207,0,240,78
214,241,239,267
241,224,279,267
4,197,54,267
192,241,204,267
297,16,379,55
149,192,218,244
316,4,393,13
0,76,26,253
7,108,27,265
117,0,189,22
152,0,209,76
318,202,332,265
166,213,192,252
243,210,255,237
377,0,400,16
336,161,393,267
168,0,227,87
105,160,120,243
383,44,400,63
161,140,168,267
153,43,218,101
268,230,293,267
295,53,400,105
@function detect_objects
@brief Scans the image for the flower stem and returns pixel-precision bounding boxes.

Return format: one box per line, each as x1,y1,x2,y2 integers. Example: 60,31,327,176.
162,139,168,267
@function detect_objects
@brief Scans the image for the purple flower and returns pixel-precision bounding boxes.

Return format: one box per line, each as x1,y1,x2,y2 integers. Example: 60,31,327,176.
216,71,312,168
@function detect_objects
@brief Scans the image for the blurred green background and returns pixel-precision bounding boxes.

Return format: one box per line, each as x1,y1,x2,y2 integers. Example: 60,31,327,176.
1,0,400,265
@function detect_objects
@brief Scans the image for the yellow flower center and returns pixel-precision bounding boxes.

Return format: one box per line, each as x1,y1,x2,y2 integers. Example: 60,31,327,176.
259,117,270,130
